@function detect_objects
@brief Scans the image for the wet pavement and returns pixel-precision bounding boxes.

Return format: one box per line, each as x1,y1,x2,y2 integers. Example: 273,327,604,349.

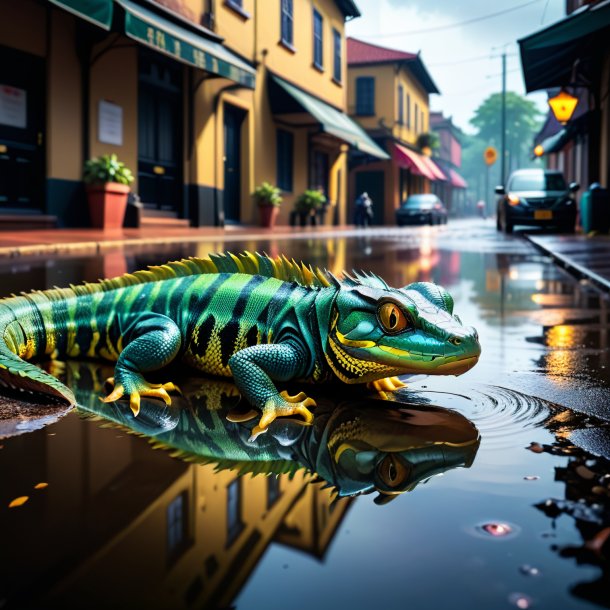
1,219,610,609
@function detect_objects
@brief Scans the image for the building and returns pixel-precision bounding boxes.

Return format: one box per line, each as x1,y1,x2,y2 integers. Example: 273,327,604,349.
429,111,468,215
0,0,387,229
346,37,445,225
519,0,610,194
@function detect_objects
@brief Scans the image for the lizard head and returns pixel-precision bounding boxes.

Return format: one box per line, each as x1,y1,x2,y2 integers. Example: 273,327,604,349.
327,278,481,383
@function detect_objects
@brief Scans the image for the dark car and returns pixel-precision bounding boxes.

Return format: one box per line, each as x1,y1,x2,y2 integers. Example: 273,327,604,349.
495,169,579,234
396,194,448,226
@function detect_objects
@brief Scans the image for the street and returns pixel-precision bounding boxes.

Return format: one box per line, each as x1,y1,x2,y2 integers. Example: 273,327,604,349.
1,220,609,609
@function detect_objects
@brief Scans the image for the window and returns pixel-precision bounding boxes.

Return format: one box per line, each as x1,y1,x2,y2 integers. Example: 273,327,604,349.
267,476,282,509
421,110,425,132
333,28,342,82
276,129,294,191
397,84,404,125
313,9,323,69
414,102,419,133
281,0,293,47
355,76,375,116
226,479,244,546
406,93,411,128
167,492,189,562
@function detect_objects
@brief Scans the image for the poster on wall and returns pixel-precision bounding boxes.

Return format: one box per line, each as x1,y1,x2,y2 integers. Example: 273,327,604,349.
0,85,27,129
98,100,123,146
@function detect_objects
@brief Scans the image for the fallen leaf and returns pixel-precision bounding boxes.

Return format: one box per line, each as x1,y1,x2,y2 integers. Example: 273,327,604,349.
34,482,48,490
8,496,29,508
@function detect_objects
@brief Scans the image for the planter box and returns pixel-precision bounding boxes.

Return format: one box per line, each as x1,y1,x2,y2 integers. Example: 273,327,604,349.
259,205,280,229
86,183,130,230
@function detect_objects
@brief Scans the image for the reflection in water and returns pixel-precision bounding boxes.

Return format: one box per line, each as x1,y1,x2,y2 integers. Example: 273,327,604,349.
71,362,481,504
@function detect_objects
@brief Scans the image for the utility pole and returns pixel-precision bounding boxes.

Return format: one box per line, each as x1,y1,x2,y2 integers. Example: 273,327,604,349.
501,51,507,184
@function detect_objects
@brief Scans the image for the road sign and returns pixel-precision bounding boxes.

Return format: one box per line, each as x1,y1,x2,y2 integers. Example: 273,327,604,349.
484,146,497,166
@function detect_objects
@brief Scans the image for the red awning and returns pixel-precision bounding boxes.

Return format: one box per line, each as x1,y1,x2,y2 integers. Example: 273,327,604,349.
421,156,447,181
449,169,467,189
393,144,436,181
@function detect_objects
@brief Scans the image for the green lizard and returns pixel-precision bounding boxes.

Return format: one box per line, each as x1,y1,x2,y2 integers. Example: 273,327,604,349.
0,251,480,437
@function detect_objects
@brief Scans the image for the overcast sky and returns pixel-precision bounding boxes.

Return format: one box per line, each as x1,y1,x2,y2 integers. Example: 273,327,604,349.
345,0,565,134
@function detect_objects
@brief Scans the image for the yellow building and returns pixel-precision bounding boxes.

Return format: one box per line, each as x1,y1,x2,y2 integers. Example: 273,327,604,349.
347,37,445,225
0,0,387,229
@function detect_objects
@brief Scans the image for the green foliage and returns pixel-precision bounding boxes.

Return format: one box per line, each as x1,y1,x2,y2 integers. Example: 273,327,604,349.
294,189,327,213
83,154,134,186
252,181,283,207
416,132,440,152
470,91,543,171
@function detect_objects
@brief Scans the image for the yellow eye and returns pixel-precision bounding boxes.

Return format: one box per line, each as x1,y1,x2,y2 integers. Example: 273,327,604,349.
376,454,412,489
378,302,410,334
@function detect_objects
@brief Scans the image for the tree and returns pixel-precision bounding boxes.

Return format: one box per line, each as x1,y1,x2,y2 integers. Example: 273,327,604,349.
470,91,543,172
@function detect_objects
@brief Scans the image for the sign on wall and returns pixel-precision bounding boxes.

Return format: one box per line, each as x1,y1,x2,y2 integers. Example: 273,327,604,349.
0,85,27,129
98,100,123,146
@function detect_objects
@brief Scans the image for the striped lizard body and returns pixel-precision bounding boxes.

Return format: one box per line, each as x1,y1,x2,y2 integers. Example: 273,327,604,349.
0,251,481,437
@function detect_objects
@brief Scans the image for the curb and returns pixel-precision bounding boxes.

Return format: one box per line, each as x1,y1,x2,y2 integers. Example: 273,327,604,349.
525,234,610,292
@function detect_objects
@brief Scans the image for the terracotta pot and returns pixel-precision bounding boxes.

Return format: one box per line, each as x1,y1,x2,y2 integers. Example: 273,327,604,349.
86,183,130,230
259,204,280,228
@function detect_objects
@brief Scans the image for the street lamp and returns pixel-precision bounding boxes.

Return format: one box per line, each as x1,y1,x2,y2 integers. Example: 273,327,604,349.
533,144,544,157
548,89,578,124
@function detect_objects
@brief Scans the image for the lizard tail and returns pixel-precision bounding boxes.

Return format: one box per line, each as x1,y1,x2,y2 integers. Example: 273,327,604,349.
0,303,75,405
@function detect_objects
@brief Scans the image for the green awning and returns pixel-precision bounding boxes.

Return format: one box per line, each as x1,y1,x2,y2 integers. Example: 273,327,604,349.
116,0,255,89
269,74,389,160
519,1,610,92
49,0,113,29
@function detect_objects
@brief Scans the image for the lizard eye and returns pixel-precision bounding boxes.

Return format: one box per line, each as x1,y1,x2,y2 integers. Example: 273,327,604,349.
378,302,410,334
375,454,412,489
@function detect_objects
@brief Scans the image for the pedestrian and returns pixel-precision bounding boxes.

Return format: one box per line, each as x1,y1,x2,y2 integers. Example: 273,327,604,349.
476,200,486,219
354,191,374,227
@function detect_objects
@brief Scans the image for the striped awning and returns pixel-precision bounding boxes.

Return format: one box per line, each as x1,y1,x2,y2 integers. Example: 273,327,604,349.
449,169,467,189
421,156,447,181
394,144,436,181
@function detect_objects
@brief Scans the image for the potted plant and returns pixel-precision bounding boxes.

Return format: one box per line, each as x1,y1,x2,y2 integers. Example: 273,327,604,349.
83,154,134,230
294,189,326,226
252,181,282,228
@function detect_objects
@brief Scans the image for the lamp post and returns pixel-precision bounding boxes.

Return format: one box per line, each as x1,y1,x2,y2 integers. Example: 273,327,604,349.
548,89,578,124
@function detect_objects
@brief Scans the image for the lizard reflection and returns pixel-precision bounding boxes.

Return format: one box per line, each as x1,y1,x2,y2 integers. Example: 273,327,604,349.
70,362,480,504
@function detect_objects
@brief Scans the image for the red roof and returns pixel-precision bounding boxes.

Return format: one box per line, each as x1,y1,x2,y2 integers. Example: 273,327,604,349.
347,38,417,65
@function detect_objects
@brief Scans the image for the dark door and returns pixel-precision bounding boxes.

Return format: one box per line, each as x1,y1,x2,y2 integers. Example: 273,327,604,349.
0,45,45,211
355,171,385,225
138,54,182,211
223,104,245,223
310,150,329,196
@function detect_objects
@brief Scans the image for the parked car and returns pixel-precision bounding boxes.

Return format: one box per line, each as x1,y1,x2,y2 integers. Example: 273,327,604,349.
396,194,448,226
495,169,579,234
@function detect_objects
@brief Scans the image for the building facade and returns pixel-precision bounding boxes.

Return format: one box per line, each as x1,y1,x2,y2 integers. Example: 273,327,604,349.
0,0,386,228
429,111,467,215
346,37,444,225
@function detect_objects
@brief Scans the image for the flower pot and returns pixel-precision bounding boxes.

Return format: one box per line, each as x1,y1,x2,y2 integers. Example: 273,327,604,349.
86,183,130,230
259,204,280,229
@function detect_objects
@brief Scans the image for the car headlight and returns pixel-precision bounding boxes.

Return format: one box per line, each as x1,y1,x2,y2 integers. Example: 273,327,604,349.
507,194,521,206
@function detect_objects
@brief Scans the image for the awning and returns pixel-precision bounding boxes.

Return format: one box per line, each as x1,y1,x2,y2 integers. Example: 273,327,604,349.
421,156,447,181
449,169,467,189
49,0,113,29
116,0,256,88
393,144,435,181
268,74,389,160
518,1,610,92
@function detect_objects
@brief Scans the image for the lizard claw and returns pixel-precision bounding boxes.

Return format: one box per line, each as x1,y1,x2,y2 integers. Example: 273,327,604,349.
101,376,180,416
249,394,316,442
368,376,407,394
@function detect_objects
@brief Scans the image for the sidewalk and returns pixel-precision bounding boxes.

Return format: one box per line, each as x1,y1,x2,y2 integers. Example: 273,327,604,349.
525,233,610,292
0,224,365,258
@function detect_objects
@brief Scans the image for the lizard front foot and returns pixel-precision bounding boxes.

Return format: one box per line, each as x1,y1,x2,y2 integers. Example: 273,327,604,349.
101,375,181,416
249,391,316,442
368,376,407,399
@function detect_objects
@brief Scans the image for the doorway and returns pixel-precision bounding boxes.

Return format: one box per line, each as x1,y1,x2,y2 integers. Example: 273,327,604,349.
223,104,245,223
138,53,183,211
355,171,385,225
0,45,45,211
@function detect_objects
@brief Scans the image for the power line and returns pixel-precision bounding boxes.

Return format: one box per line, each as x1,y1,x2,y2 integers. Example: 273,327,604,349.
429,52,518,67
363,0,542,39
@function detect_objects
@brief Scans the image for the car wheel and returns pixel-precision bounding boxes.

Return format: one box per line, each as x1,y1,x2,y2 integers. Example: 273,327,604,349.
558,223,575,234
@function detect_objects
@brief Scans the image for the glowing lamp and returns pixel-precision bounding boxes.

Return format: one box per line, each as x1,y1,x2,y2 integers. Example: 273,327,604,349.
508,194,520,206
421,146,432,157
534,144,544,157
548,89,578,124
